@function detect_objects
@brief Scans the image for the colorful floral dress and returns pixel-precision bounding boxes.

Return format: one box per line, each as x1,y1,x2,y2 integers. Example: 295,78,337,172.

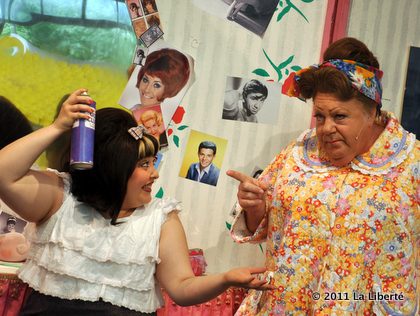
231,113,419,315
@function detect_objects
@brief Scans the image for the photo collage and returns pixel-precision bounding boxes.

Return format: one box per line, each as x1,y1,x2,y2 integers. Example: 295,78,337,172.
123,1,280,188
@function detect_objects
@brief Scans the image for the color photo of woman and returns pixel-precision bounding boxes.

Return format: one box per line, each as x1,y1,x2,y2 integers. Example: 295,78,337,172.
119,43,194,140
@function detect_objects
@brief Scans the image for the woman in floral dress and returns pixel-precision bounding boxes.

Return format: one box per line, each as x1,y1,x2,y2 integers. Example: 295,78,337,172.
228,37,419,315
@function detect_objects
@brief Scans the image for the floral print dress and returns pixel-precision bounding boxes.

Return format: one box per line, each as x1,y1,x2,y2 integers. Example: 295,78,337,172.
231,112,419,315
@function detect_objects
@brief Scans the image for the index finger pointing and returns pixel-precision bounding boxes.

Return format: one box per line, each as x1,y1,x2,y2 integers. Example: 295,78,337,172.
226,169,252,183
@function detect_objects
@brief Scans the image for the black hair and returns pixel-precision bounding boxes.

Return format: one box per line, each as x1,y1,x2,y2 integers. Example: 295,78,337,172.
0,96,33,150
70,108,159,225
242,79,268,100
198,141,217,155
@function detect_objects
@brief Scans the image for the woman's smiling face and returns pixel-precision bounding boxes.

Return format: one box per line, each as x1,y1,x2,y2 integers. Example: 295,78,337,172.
122,156,159,209
139,73,165,106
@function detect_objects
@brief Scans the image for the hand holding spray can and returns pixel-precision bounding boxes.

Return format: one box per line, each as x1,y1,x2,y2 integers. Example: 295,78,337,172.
70,91,96,170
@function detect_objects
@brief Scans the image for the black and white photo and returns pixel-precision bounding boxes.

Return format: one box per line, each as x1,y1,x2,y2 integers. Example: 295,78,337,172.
222,76,281,125
192,0,279,36
140,24,164,47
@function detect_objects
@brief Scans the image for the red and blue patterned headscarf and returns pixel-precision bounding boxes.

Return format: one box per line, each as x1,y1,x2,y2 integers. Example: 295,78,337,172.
282,59,383,106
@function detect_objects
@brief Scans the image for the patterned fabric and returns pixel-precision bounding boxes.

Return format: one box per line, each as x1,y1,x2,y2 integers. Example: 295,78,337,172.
282,59,383,106
231,112,419,315
18,170,182,314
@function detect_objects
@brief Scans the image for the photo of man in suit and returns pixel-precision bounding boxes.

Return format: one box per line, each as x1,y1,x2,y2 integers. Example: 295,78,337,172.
186,141,220,186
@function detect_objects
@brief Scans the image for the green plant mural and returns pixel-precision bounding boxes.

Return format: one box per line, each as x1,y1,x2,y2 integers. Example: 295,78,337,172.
276,0,316,23
252,48,302,82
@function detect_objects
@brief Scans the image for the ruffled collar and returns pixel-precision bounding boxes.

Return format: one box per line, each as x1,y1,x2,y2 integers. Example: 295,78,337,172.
292,112,416,175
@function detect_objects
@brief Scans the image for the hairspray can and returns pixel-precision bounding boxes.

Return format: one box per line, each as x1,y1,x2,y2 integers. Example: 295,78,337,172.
70,92,96,170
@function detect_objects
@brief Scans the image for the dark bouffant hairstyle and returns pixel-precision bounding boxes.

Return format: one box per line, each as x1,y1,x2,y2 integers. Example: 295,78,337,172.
298,37,381,114
198,141,217,155
70,108,159,225
0,96,33,150
136,48,190,101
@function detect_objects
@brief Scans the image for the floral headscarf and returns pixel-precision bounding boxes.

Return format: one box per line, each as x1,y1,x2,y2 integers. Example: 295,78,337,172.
282,59,383,106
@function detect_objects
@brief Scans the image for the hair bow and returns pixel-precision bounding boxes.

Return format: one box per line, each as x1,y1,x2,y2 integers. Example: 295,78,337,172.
128,125,147,140
282,59,383,106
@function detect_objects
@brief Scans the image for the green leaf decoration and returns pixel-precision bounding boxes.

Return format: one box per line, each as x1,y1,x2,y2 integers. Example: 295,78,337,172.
225,222,232,230
278,55,294,69
155,187,164,198
291,65,302,71
277,5,291,21
259,244,264,253
285,69,289,75
177,125,188,130
252,68,270,77
277,0,310,23
173,135,180,147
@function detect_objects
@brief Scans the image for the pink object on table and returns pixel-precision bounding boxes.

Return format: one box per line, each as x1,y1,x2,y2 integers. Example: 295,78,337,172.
157,287,247,316
188,248,207,276
0,273,28,316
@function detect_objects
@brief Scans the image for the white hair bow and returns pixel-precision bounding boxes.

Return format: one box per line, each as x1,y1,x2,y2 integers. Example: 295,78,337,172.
128,125,147,140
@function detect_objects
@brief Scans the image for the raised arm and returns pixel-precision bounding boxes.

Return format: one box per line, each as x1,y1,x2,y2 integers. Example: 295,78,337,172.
0,89,93,223
226,169,268,233
155,212,272,306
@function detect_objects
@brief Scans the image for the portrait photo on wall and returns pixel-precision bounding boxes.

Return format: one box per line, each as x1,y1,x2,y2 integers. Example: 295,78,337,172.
179,130,228,187
146,13,162,30
140,23,164,47
142,0,158,15
132,18,148,38
0,211,27,234
125,0,144,20
119,39,195,133
126,0,162,40
192,0,279,36
401,46,420,140
222,76,281,125
132,103,168,148
132,44,148,66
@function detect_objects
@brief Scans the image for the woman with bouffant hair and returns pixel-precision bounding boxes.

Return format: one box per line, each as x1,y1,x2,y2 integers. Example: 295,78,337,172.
138,109,167,147
135,48,190,107
0,90,272,315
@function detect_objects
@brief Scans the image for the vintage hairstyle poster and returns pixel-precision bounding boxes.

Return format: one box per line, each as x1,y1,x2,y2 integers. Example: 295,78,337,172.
119,39,195,131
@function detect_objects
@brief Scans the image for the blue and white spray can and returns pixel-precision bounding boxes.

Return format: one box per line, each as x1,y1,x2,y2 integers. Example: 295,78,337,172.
70,91,96,170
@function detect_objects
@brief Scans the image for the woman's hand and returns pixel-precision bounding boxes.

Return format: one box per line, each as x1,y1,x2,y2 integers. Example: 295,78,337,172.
227,169,268,232
227,169,267,215
223,267,274,290
52,89,94,131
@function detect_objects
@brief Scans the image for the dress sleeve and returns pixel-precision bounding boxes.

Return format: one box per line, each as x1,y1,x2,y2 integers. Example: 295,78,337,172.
230,202,268,244
46,168,71,201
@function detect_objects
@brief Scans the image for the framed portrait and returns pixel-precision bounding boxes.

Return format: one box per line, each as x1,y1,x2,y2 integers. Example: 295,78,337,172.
222,76,281,125
140,24,164,47
132,103,168,148
179,130,228,187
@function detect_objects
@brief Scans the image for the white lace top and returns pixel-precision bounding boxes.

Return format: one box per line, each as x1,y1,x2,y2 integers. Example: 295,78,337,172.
18,170,181,313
